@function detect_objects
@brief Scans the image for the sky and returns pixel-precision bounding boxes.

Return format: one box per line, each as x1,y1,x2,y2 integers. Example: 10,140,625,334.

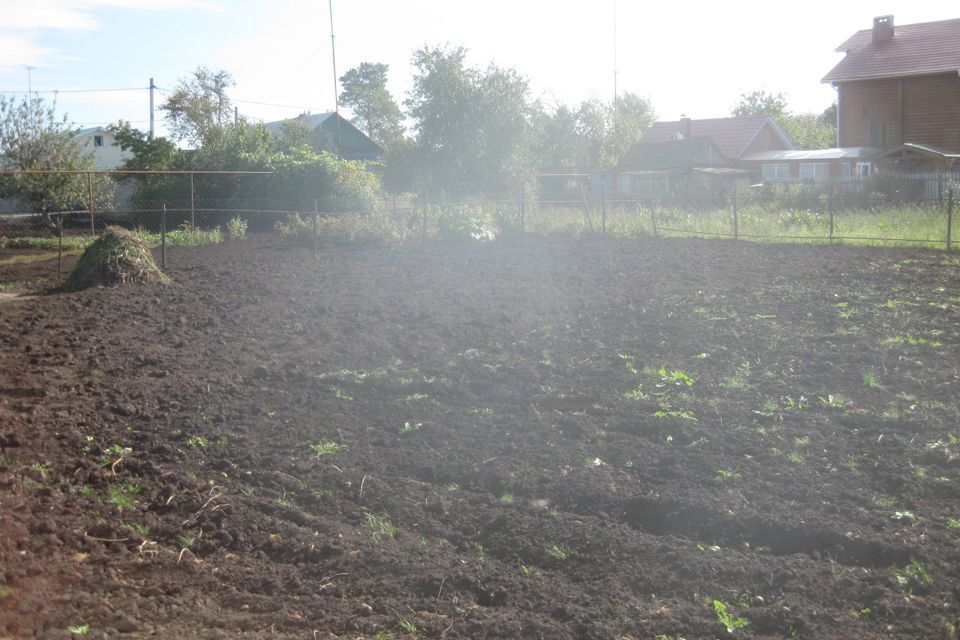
0,0,958,140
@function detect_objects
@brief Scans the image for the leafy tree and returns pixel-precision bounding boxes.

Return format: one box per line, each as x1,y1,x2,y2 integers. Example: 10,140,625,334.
109,121,178,170
608,92,657,165
732,90,836,150
535,93,656,173
407,45,536,196
731,90,789,119
339,63,404,148
161,66,235,146
0,94,113,221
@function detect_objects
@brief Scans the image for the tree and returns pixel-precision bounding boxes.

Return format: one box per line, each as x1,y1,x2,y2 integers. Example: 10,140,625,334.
0,94,113,220
732,90,836,150
161,66,235,146
406,45,536,196
339,63,404,148
535,93,656,173
731,90,789,119
109,121,178,170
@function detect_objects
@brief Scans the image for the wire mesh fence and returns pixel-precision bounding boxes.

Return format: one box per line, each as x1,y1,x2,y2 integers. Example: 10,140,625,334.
1,170,958,285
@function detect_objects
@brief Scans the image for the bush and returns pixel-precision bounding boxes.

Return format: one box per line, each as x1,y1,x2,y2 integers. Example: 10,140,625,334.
226,216,248,240
276,211,409,246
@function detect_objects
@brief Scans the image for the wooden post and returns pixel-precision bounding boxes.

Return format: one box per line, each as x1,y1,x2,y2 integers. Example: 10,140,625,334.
190,173,196,230
829,196,835,244
312,199,318,259
161,203,167,269
87,172,95,235
948,187,954,251
732,184,738,240
651,201,659,237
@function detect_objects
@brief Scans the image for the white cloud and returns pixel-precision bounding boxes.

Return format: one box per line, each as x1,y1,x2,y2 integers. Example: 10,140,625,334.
0,0,224,68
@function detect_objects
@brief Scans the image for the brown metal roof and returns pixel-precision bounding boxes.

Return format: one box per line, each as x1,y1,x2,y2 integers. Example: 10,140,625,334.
639,116,792,159
823,17,960,83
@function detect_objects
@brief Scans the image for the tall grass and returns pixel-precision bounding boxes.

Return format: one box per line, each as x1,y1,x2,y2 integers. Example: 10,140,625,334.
0,226,224,252
522,203,956,248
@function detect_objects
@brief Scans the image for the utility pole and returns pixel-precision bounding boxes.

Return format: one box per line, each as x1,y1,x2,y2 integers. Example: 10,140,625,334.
25,65,33,97
613,0,618,105
234,105,239,125
328,0,342,158
149,77,155,138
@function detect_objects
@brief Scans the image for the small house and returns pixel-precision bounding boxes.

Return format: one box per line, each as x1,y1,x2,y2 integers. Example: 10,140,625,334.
263,112,383,161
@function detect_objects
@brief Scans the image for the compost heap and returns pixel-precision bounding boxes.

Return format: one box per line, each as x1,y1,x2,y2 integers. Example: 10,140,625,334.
63,226,169,290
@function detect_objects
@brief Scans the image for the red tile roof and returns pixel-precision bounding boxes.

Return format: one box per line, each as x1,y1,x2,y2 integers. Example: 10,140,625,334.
639,116,791,159
823,17,960,83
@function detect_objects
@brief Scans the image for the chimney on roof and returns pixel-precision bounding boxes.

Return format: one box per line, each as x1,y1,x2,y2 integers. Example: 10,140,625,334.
872,15,894,43
680,116,692,140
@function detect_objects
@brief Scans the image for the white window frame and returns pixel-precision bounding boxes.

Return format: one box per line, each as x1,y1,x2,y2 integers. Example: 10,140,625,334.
799,163,830,182
762,164,790,181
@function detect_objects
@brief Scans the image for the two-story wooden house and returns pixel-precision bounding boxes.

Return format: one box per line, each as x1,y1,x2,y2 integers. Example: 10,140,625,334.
822,15,960,169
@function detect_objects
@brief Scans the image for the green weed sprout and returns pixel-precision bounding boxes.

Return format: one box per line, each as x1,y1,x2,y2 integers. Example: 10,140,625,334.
713,599,748,633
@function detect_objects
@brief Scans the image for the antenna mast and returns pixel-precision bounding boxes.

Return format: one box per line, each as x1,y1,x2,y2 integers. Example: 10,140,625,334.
328,0,342,157
613,0,618,105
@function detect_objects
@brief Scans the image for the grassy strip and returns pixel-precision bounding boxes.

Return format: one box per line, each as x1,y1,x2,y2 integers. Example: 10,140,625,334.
0,250,84,267
0,227,224,252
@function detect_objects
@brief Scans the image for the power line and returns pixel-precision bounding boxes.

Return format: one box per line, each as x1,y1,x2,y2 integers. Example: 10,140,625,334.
0,86,148,94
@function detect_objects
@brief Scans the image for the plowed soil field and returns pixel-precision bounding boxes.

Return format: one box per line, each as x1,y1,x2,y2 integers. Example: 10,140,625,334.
1,236,959,639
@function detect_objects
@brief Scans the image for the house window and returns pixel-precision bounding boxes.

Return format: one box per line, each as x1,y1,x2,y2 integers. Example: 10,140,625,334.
840,163,851,180
870,122,889,147
93,135,104,147
799,163,830,182
762,164,790,181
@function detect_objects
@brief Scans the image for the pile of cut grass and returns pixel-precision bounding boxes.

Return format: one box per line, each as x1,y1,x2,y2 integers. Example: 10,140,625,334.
63,226,170,291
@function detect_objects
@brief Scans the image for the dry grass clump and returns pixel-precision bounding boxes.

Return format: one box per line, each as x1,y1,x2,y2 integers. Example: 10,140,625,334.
63,226,170,291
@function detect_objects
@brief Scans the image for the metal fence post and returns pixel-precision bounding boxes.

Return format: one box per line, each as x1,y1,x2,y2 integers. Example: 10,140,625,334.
601,180,607,236
190,173,196,230
829,197,835,244
651,201,659,237
312,199,318,259
732,184,738,240
161,203,167,270
422,195,428,248
519,185,526,234
87,172,95,235
57,215,63,279
948,187,954,251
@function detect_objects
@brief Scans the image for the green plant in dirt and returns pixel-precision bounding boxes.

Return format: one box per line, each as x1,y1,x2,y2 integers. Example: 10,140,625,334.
175,534,195,550
67,624,90,636
658,366,694,387
947,519,960,529
546,544,569,561
396,619,417,634
892,558,932,590
226,216,248,240
619,354,638,374
818,394,846,408
310,441,346,456
364,512,397,541
713,599,749,633
185,435,209,448
500,491,515,504
880,334,941,348
861,368,883,389
399,421,421,434
891,511,918,524
106,485,134,510
624,385,649,400
31,462,50,480
122,523,151,537
714,469,741,484
781,395,808,410
653,407,698,421
720,361,751,389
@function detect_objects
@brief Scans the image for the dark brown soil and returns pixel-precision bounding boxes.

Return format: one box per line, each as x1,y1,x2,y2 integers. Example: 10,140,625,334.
1,236,959,639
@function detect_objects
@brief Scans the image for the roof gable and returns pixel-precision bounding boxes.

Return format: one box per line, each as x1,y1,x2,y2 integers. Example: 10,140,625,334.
639,116,793,159
617,137,728,172
823,17,960,83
